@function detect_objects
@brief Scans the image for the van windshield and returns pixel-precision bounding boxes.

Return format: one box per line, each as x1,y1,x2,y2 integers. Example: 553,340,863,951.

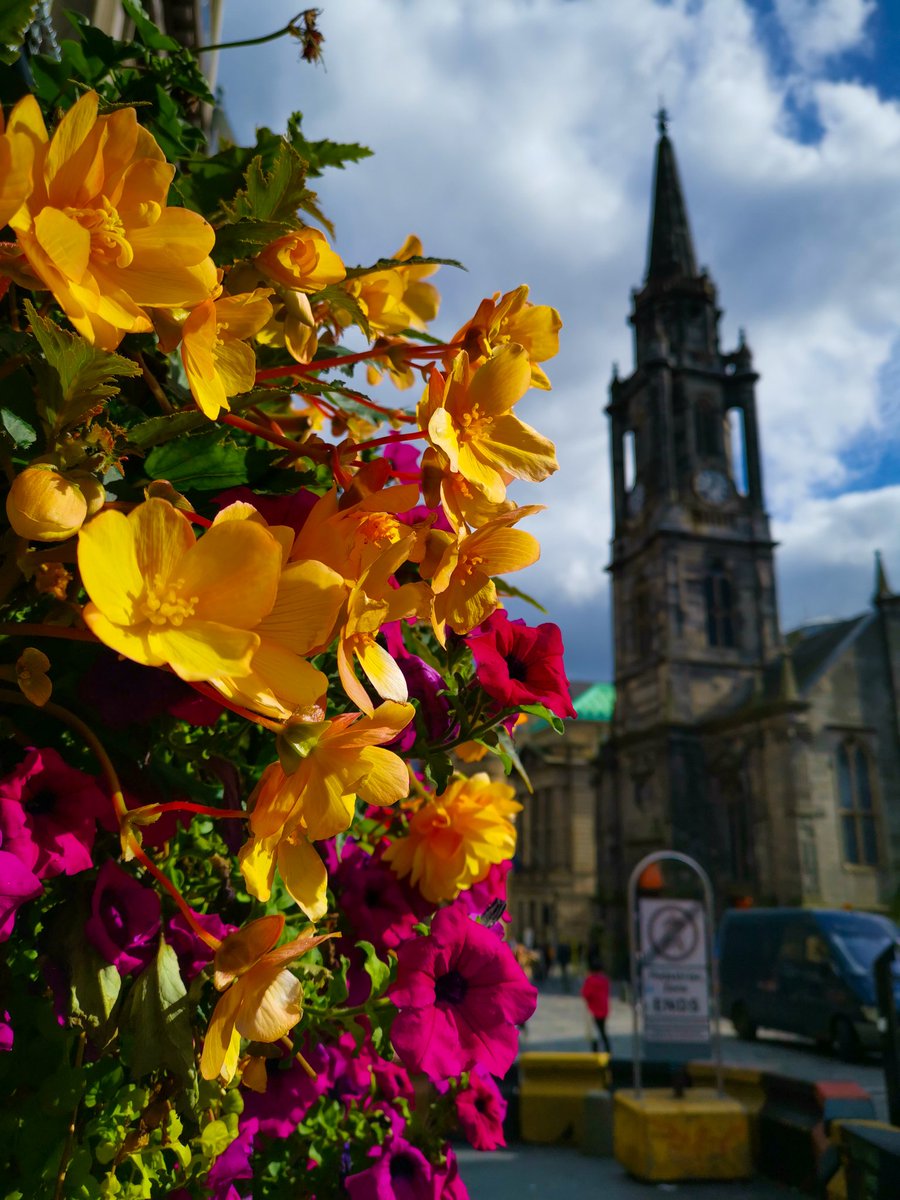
828,926,898,976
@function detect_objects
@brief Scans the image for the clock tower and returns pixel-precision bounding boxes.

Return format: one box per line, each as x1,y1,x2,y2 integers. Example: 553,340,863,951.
607,111,781,734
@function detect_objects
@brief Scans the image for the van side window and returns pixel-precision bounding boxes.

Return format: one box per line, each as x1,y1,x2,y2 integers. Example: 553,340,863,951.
836,740,878,867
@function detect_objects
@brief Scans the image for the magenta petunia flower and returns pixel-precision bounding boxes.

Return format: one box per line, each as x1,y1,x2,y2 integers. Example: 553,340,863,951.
345,1135,441,1200
85,861,161,975
206,1116,258,1200
0,850,41,941
166,909,235,983
455,1070,507,1150
455,861,511,927
467,610,576,720
389,904,537,1081
0,747,107,879
336,843,426,953
436,1147,469,1200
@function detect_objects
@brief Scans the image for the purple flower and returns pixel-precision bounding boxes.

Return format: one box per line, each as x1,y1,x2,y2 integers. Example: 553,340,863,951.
455,861,511,927
345,1136,441,1200
0,1010,12,1052
381,622,458,751
85,861,161,976
336,844,425,953
167,909,235,983
207,1117,258,1200
0,850,41,941
455,1070,507,1150
241,1050,330,1138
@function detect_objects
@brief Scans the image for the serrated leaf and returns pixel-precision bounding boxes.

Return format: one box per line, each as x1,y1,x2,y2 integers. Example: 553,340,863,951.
309,284,369,338
0,408,36,448
0,0,38,66
356,940,390,997
221,141,311,226
120,938,194,1081
144,428,278,491
24,302,141,434
128,409,210,450
286,112,372,178
212,218,296,264
344,255,465,281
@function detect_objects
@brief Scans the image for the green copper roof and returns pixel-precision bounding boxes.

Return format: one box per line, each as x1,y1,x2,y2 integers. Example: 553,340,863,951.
572,681,616,722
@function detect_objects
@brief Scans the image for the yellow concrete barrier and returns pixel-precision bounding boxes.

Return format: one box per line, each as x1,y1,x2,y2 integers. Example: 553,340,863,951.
613,1087,753,1182
518,1052,611,1146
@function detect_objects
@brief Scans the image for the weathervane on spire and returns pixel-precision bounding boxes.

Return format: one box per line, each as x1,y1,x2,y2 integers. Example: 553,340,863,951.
656,101,669,136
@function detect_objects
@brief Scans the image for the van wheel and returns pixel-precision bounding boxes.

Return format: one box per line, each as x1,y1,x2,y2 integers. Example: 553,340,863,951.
731,1003,757,1041
831,1017,861,1062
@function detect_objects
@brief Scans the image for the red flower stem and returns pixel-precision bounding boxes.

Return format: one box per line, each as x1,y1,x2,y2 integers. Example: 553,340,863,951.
0,622,96,642
330,446,352,489
127,838,221,950
185,510,212,529
133,800,249,822
220,412,306,456
256,345,408,380
187,680,284,733
351,429,424,453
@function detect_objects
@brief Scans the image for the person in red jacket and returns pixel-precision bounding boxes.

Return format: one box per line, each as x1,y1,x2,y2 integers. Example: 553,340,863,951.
581,957,612,1055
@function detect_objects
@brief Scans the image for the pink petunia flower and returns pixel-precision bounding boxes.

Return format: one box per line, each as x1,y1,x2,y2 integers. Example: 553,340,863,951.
0,747,107,879
0,850,41,941
166,909,236,983
454,1070,507,1150
345,1135,441,1200
389,904,537,1081
336,843,427,953
467,611,576,720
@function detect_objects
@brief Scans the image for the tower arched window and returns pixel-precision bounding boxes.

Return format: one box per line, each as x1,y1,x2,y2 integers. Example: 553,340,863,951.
704,560,735,648
836,741,878,867
695,399,721,458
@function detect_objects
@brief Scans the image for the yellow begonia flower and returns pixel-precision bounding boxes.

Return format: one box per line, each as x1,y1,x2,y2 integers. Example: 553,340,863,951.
201,915,330,1084
180,289,274,420
428,506,542,644
449,285,562,390
383,772,521,903
335,536,431,715
9,91,216,350
421,447,515,533
344,234,440,336
256,287,319,364
256,227,345,293
0,96,38,228
418,347,558,506
289,484,421,581
239,702,414,907
77,497,283,683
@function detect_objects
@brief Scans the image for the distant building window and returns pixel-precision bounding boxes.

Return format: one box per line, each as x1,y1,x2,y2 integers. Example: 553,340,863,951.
704,562,735,648
836,742,878,867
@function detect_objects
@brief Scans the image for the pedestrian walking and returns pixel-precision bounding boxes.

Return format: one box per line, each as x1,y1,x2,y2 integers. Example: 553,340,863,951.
581,956,612,1055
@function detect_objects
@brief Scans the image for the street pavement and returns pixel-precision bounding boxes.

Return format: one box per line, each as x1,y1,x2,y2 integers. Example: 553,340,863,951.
458,978,888,1199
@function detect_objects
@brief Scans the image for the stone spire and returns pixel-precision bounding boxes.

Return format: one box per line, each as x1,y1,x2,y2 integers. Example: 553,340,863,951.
645,108,698,283
874,549,894,601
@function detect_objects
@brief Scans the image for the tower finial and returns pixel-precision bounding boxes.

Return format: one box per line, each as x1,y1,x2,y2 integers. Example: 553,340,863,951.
656,101,669,137
875,549,893,601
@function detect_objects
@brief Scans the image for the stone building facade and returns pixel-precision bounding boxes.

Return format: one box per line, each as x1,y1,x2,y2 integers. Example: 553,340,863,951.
510,115,900,969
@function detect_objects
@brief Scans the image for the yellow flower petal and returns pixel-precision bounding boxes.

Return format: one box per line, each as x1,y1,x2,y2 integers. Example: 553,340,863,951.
234,966,302,1043
277,835,328,920
355,638,409,704
355,746,411,808
147,621,260,683
77,508,144,624
181,519,282,629
214,914,284,986
81,606,166,668
129,497,196,588
200,984,243,1083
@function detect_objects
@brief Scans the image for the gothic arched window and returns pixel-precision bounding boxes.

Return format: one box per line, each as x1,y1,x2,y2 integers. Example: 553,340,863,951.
836,741,878,867
704,560,735,648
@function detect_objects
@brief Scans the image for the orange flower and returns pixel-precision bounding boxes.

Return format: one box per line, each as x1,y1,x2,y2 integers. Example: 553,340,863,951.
0,95,38,228
344,234,440,336
256,227,345,292
200,915,330,1084
383,773,520,902
9,91,216,350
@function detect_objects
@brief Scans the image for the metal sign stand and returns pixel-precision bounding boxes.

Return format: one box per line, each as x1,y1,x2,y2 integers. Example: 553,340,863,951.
627,849,724,1099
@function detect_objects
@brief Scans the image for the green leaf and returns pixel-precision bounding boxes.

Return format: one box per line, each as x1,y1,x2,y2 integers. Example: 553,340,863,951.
493,727,532,791
344,255,465,281
309,284,370,338
519,703,565,734
0,407,36,449
69,943,122,1049
212,218,298,264
121,0,181,51
144,428,278,491
286,112,372,178
221,140,310,226
127,409,210,450
492,577,548,614
120,938,194,1082
0,0,38,66
24,302,141,434
356,941,390,997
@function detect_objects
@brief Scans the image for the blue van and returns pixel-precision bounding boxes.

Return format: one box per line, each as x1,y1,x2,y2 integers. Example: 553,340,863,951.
718,908,900,1059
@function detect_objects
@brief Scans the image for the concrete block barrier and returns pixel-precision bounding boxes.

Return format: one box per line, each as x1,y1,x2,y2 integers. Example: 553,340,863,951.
834,1119,900,1200
518,1052,611,1146
613,1087,753,1182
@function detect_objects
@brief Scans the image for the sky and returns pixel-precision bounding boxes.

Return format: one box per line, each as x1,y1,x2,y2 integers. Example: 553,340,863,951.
218,0,900,681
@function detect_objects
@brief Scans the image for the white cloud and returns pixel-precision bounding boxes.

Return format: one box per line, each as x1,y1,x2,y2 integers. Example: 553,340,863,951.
773,0,875,71
219,0,900,675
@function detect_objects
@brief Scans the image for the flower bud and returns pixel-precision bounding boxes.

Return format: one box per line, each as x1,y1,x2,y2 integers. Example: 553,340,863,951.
5,466,98,541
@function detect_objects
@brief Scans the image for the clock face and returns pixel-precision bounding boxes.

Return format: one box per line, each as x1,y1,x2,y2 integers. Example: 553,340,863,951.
694,468,730,506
